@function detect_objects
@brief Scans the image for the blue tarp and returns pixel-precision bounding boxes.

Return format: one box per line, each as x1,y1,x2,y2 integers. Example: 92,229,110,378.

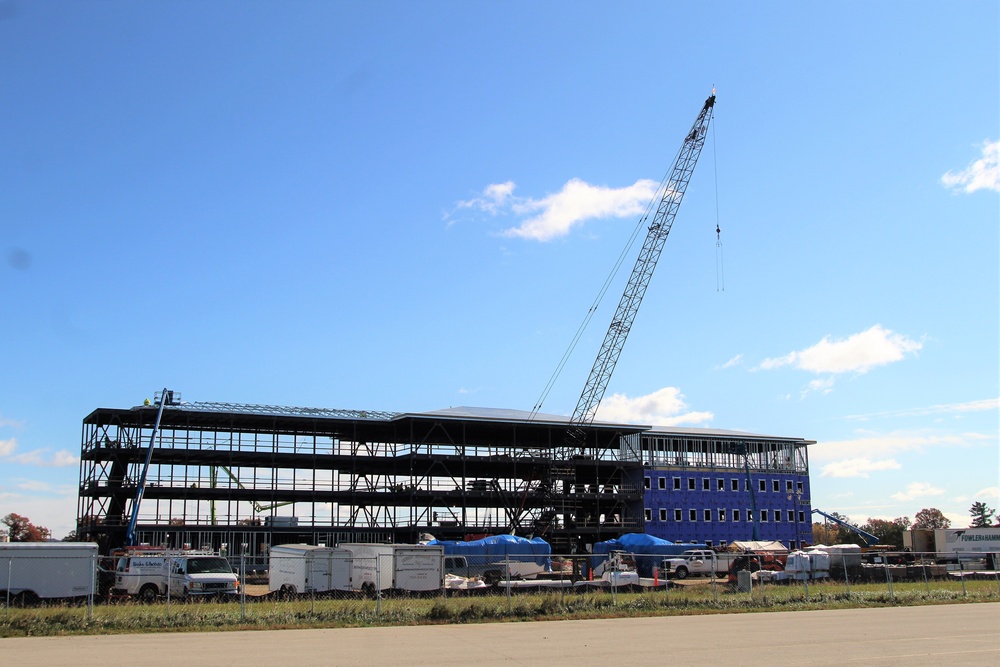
591,533,705,577
427,534,552,568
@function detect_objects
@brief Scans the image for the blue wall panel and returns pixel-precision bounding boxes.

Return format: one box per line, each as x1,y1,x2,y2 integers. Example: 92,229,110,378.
641,469,813,548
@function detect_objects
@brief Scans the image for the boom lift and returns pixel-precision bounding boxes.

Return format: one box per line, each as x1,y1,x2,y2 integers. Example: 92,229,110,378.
812,508,880,546
124,388,177,547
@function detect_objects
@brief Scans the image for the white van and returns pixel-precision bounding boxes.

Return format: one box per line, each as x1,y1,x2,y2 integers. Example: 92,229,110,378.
114,548,239,601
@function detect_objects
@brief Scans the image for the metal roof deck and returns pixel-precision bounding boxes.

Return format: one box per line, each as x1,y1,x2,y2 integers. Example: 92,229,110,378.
82,401,810,444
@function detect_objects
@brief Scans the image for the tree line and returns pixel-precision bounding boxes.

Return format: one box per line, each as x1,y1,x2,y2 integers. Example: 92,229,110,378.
812,502,999,548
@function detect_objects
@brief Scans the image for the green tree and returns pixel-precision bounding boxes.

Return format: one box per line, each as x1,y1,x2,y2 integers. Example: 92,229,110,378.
860,516,910,547
912,507,951,530
1,513,52,542
969,501,996,528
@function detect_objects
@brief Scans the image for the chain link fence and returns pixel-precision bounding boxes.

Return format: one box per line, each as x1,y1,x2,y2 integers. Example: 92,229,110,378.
2,549,999,629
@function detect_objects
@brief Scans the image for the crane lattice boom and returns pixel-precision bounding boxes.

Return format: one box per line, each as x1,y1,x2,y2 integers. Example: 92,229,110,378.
566,93,715,454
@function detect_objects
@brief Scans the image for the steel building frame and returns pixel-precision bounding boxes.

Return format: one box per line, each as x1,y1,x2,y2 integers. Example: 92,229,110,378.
77,399,814,557
78,402,646,556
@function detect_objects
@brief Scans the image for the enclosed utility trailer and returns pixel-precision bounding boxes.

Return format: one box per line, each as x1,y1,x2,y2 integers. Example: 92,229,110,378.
269,544,351,595
0,542,98,603
338,543,444,594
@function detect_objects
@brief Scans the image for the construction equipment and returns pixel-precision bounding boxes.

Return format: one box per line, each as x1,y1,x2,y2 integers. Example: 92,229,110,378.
563,91,716,456
124,388,176,547
731,442,760,540
812,508,880,546
529,93,715,547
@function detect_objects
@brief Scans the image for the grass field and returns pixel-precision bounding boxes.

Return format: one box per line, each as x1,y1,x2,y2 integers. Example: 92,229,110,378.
2,577,999,638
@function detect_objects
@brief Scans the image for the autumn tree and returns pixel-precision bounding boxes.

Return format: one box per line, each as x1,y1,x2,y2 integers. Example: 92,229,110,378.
812,522,839,545
969,501,996,528
1,513,52,542
860,516,910,547
812,511,866,545
912,508,951,530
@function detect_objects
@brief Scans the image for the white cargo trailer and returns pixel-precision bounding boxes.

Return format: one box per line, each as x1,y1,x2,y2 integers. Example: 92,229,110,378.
393,545,445,592
268,544,352,595
338,543,444,594
337,543,392,595
0,542,98,603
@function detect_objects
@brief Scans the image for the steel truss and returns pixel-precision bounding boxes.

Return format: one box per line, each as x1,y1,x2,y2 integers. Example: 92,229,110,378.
78,403,646,556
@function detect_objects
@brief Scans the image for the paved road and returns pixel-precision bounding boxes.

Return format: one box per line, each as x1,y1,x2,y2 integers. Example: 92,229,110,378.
3,603,998,666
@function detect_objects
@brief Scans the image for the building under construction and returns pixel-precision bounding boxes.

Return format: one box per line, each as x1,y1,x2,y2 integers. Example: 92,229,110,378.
77,393,813,556
78,94,817,558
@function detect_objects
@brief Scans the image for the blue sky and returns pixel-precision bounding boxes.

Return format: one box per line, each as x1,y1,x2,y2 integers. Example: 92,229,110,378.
2,2,997,540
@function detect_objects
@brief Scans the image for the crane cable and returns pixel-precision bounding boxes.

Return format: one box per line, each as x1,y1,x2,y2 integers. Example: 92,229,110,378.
713,118,725,292
529,163,678,420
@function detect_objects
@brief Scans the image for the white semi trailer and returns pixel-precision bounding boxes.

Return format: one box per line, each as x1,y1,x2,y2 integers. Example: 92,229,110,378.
0,542,98,603
904,528,1000,567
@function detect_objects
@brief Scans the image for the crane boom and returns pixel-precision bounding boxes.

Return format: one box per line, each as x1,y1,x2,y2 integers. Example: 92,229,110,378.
812,508,880,546
565,93,715,453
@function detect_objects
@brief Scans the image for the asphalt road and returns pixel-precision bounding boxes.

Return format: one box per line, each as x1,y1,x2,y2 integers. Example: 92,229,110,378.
3,603,998,666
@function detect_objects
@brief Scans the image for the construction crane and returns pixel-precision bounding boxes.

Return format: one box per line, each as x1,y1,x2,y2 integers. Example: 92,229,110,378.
564,91,716,455
523,92,716,547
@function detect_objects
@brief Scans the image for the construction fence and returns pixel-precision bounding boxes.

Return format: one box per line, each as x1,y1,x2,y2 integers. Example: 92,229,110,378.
2,550,999,628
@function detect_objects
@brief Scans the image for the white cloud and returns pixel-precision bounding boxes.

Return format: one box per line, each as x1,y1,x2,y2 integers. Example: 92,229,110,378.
596,386,713,427
810,429,991,462
890,482,945,501
505,178,658,241
719,354,743,369
821,457,901,478
846,398,1000,421
456,181,516,214
9,450,43,465
0,416,26,429
757,325,922,375
975,486,1000,503
0,491,79,540
49,450,80,467
16,479,76,494
0,439,79,467
803,377,836,397
453,178,660,242
941,139,1000,193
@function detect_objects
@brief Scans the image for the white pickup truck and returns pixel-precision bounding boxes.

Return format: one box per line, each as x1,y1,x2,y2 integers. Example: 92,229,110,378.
660,549,739,579
444,555,549,584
